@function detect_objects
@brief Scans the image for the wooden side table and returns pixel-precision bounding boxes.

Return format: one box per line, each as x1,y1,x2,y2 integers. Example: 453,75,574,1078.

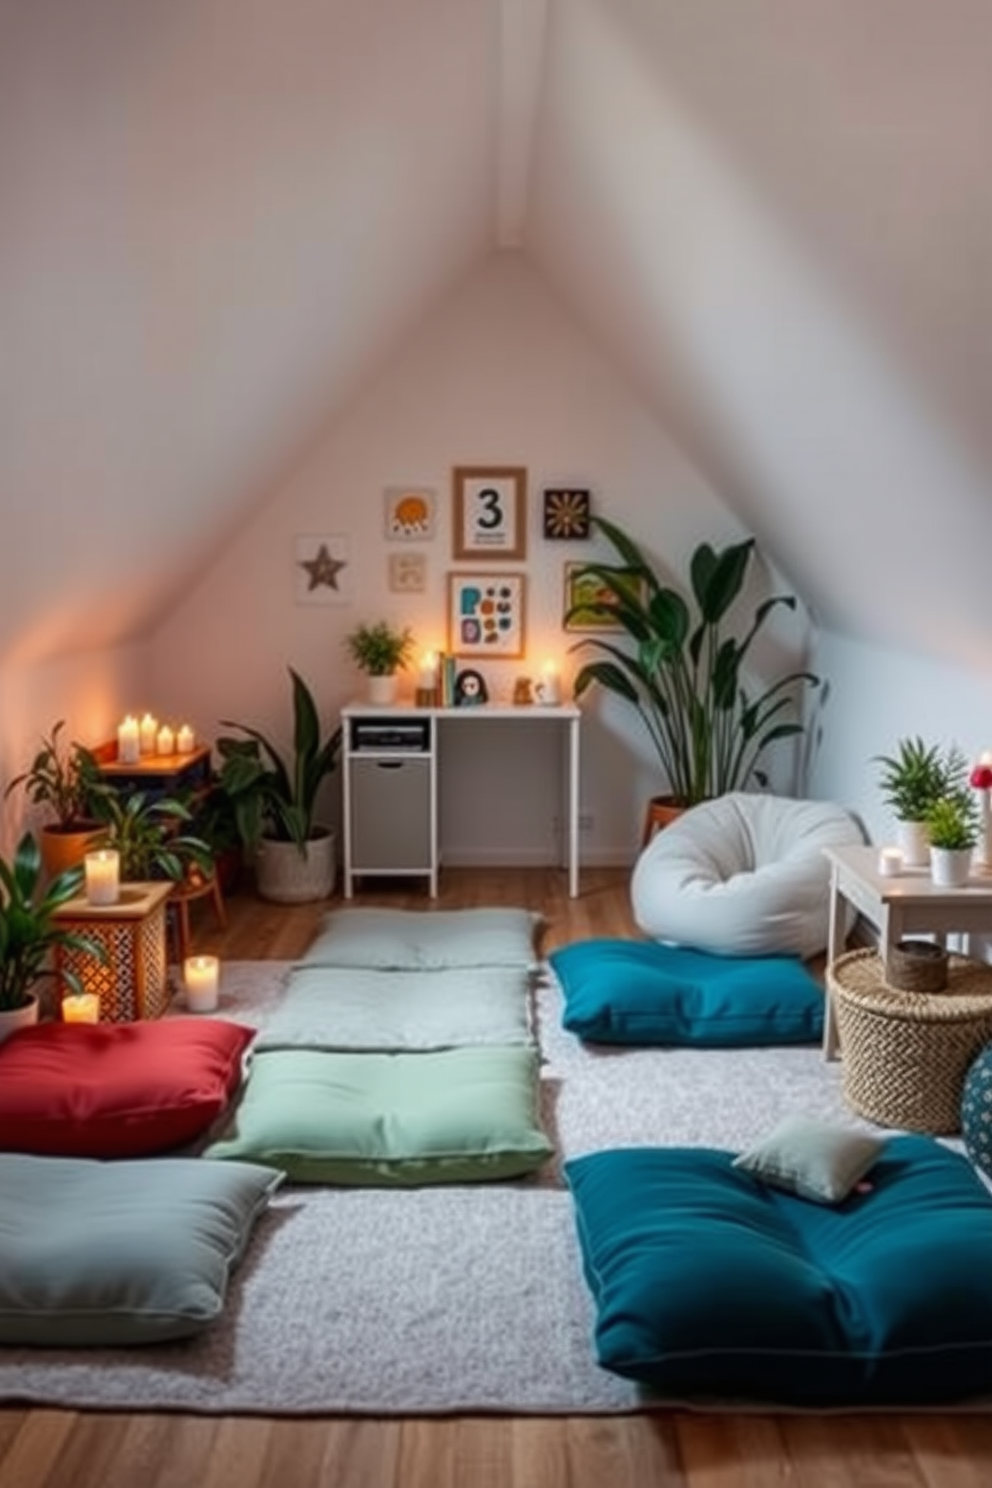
823,844,992,1059
53,882,172,1022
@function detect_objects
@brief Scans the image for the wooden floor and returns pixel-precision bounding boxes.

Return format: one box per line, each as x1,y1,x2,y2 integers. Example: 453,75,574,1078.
3,866,992,1488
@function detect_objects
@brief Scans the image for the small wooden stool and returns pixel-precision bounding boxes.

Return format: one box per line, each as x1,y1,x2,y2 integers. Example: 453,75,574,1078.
169,870,227,962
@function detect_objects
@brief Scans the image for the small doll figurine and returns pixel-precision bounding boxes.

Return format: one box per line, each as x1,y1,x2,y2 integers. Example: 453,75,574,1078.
454,669,488,707
512,677,533,706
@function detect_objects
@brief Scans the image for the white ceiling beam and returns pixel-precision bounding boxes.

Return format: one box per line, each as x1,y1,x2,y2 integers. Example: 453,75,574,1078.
496,0,550,248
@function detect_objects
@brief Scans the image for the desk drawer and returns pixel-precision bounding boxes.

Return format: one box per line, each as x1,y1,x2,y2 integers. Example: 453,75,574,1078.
349,757,432,871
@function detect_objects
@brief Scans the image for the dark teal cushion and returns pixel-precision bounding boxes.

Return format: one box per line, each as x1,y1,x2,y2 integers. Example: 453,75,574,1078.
550,939,823,1046
565,1137,992,1405
961,1043,992,1177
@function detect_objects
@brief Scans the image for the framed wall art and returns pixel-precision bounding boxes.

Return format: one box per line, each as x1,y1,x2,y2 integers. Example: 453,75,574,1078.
384,486,436,541
562,561,642,632
388,552,428,594
543,488,591,540
447,571,526,658
452,466,526,560
294,534,352,605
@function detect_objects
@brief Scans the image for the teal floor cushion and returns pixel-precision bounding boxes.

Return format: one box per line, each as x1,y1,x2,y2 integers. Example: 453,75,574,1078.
205,1045,552,1185
565,1137,992,1406
550,938,823,1046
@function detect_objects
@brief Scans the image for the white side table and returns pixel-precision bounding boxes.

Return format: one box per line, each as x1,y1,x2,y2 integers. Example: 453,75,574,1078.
823,844,992,1059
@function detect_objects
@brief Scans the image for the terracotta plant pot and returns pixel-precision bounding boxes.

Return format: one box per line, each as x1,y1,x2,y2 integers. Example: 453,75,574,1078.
40,821,107,878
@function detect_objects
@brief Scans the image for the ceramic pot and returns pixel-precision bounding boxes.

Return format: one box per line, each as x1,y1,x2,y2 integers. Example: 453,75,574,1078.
929,846,974,889
896,818,930,870
255,829,336,903
40,821,107,878
0,994,39,1045
367,674,398,707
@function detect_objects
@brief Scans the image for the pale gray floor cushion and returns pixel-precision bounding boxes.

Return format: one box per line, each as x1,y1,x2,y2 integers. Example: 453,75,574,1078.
631,792,864,959
298,907,542,971
0,1154,281,1346
255,965,534,1052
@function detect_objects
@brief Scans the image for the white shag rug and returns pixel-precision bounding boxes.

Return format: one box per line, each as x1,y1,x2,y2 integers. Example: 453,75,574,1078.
0,960,900,1416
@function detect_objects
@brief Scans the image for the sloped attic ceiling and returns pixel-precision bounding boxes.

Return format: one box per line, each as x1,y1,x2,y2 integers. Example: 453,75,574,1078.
3,0,991,670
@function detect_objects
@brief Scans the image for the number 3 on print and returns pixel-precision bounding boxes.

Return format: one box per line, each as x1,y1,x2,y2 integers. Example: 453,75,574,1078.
452,466,527,561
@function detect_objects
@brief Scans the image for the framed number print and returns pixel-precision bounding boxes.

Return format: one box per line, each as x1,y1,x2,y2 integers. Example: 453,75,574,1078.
447,571,526,658
452,466,527,560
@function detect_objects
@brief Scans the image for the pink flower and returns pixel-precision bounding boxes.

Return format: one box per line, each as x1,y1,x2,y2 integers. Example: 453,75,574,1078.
970,764,992,791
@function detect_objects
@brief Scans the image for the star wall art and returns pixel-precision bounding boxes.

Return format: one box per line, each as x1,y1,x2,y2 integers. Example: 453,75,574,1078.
294,535,352,605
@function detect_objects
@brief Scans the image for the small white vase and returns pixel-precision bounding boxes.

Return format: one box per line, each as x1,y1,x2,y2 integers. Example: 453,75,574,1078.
0,994,39,1045
930,846,974,888
896,819,930,869
367,674,398,707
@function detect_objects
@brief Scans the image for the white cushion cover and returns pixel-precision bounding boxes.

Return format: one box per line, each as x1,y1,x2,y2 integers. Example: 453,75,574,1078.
630,793,863,959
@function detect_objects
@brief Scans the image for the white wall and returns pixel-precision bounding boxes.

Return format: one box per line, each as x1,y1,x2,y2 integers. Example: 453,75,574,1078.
0,644,149,856
808,627,992,847
149,252,814,868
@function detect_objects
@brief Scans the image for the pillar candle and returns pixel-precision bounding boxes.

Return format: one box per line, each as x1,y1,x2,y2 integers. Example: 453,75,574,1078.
156,724,175,756
539,663,561,706
176,724,195,754
84,849,120,905
184,955,220,1013
418,652,438,690
139,713,158,754
878,847,903,878
62,992,100,1023
117,715,140,764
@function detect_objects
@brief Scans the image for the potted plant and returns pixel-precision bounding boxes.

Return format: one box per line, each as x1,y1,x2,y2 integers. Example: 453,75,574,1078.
0,832,107,1039
216,667,342,903
344,620,415,705
4,721,106,876
87,789,214,884
567,517,820,818
874,737,964,868
927,790,979,887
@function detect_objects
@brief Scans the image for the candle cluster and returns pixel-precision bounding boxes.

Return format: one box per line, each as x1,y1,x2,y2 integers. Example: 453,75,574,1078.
116,714,195,761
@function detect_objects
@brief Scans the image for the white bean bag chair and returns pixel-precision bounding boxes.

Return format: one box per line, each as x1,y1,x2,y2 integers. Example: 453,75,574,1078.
630,792,864,959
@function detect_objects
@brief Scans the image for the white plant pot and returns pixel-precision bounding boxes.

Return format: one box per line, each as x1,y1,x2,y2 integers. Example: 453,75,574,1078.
896,819,930,869
929,846,974,889
0,994,39,1045
367,674,398,706
255,829,336,904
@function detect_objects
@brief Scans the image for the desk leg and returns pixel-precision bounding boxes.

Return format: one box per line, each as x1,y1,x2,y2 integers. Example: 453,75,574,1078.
823,868,843,1060
342,756,354,900
567,715,580,898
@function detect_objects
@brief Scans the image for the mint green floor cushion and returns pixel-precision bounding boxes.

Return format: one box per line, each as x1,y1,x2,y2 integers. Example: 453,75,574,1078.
205,1046,552,1184
550,938,823,1045
256,966,532,1052
0,1154,281,1347
298,908,541,971
565,1137,992,1406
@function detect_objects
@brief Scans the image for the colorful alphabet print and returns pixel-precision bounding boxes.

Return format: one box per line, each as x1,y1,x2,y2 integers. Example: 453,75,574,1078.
447,572,526,658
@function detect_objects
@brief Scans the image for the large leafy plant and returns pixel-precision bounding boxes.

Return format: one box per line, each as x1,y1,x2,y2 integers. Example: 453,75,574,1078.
4,720,103,829
216,667,342,854
0,833,107,1010
87,790,213,883
567,516,820,806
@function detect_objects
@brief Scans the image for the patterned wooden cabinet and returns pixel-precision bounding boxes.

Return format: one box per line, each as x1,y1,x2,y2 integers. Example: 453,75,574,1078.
53,882,172,1022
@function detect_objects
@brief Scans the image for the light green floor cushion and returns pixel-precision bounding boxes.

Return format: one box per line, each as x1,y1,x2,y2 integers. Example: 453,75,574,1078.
0,1154,281,1347
205,1046,552,1185
256,966,533,1052
297,907,542,972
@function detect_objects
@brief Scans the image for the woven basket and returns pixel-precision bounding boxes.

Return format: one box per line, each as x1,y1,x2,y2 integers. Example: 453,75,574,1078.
829,948,992,1135
887,939,948,994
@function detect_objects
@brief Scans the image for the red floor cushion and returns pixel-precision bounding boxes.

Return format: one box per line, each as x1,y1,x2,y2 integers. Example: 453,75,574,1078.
0,1019,255,1158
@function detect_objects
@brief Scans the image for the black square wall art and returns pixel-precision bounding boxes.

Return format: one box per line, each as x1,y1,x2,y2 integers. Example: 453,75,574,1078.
543,488,591,540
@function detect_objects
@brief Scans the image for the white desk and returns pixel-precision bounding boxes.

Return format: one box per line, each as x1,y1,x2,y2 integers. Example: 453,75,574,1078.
823,843,992,1059
341,702,581,898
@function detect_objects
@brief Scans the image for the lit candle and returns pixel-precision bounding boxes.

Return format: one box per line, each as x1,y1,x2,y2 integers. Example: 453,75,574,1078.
184,955,220,1013
62,992,100,1023
139,713,158,754
84,849,120,905
156,724,175,756
539,662,561,706
117,714,140,764
176,724,195,754
418,652,438,690
878,847,903,878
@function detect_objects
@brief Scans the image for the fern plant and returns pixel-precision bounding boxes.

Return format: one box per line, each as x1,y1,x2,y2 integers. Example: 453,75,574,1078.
927,791,979,852
874,737,961,823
